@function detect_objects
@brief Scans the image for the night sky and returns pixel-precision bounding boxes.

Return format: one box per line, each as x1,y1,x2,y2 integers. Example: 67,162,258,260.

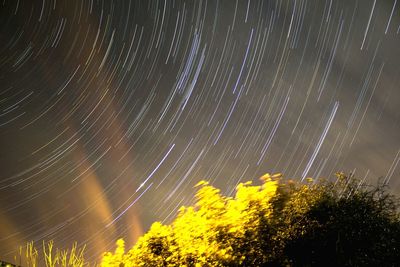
1,0,400,262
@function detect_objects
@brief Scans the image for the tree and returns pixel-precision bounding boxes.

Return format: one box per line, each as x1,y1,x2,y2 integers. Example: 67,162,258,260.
100,173,400,266
283,174,400,266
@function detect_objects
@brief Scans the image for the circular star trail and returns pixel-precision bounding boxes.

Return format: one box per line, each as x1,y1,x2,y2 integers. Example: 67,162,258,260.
0,0,399,262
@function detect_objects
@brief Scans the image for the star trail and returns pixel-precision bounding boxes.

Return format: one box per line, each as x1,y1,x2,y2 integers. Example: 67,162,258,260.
0,0,399,262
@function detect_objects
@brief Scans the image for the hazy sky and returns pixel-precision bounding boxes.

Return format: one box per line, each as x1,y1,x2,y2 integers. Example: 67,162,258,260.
0,0,399,262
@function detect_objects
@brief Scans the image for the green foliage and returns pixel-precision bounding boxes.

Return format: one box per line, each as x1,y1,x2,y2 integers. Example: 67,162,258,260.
101,173,400,266
283,173,400,266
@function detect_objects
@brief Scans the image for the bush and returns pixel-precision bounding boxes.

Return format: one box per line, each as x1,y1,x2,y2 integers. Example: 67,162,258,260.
101,173,400,267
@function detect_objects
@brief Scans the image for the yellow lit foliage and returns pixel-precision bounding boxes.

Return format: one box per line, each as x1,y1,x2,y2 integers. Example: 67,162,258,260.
100,174,279,266
100,172,400,266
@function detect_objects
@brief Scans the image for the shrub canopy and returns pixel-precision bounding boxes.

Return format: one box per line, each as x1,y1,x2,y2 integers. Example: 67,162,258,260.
101,173,400,267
